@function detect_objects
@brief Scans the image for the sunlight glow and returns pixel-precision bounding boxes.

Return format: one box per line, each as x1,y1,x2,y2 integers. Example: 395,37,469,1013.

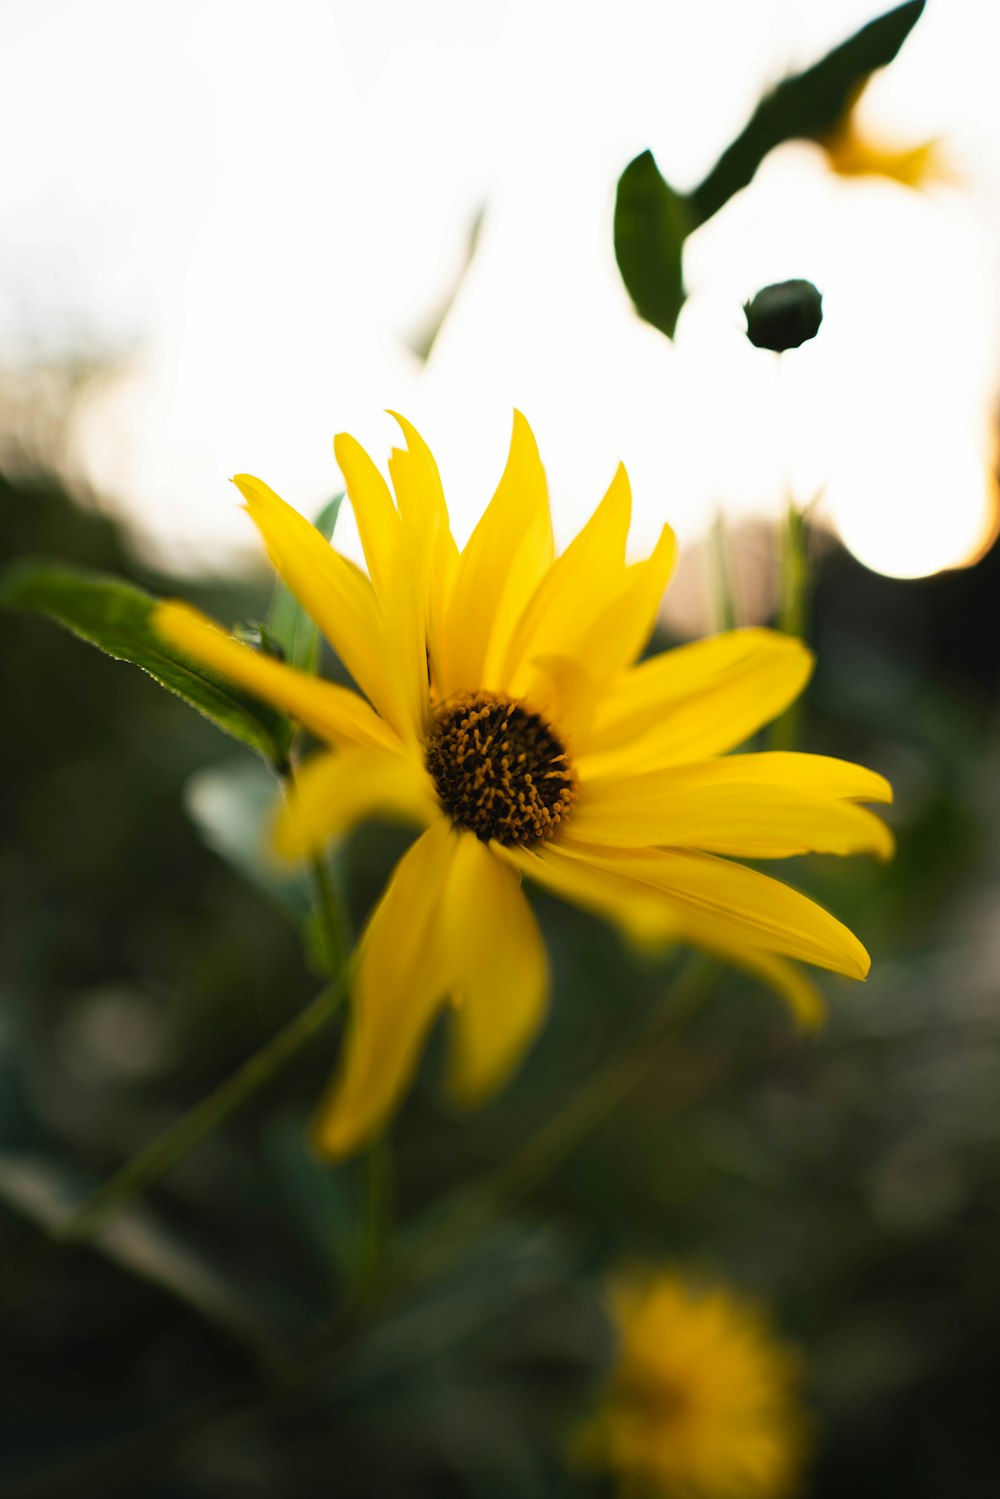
3,0,1000,583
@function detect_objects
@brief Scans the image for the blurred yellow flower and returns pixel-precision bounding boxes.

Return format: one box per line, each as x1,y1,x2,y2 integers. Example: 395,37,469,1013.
821,81,945,189
155,412,892,1157
579,1270,809,1499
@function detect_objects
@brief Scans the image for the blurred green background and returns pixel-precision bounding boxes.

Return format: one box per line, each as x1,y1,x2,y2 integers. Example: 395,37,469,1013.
2,450,999,1497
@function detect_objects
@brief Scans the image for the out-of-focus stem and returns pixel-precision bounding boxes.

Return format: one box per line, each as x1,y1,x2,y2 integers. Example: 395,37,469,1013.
310,851,351,977
1,975,348,1313
397,954,718,1288
279,758,352,979
5,768,356,1305
771,353,810,750
356,1132,393,1306
770,496,810,750
709,510,738,633
780,495,810,644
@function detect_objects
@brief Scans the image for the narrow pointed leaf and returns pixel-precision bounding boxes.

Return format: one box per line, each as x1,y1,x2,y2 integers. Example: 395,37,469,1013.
407,205,485,363
688,0,926,224
0,1152,279,1359
184,757,313,921
0,558,291,764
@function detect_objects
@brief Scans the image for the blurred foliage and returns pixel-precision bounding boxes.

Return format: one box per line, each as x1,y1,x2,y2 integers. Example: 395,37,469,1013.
615,0,925,337
1,559,292,768
613,153,689,342
1,456,999,1497
406,207,486,365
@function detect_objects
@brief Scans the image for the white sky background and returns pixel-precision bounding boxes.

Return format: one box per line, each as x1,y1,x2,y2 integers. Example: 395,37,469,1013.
2,0,1000,584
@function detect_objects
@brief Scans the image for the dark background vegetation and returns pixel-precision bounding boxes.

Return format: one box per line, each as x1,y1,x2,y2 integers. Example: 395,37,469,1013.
2,455,998,1497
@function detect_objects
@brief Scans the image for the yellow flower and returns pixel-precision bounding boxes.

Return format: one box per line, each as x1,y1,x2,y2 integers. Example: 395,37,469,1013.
579,1269,809,1499
820,81,945,190
155,412,892,1157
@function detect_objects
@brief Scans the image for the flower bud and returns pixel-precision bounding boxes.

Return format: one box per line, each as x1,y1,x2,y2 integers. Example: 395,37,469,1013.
744,279,823,352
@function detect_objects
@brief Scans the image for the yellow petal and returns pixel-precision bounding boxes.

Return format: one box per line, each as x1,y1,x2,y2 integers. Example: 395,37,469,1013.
523,653,599,747
571,756,894,859
554,840,871,979
444,835,548,1106
506,844,827,1028
384,415,458,732
721,948,826,1030
154,602,399,753
581,628,814,769
436,410,555,695
503,462,632,693
312,820,456,1159
386,411,451,537
232,472,397,729
658,751,892,803
333,431,399,597
572,521,678,689
501,842,681,951
426,516,460,697
274,747,435,861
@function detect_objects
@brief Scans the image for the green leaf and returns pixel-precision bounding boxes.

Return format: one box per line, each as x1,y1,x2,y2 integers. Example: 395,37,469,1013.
0,558,291,764
266,493,343,676
406,205,485,364
0,1150,280,1359
262,1116,362,1285
688,0,926,225
614,149,690,339
184,756,313,922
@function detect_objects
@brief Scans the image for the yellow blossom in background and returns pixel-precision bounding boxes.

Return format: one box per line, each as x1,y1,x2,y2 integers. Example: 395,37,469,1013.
820,79,946,189
155,412,893,1158
579,1270,809,1499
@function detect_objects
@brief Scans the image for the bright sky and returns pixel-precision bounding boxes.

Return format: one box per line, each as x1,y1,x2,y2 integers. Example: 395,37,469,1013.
2,0,1000,585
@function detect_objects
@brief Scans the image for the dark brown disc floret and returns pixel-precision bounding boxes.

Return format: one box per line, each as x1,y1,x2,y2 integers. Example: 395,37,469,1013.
425,692,575,846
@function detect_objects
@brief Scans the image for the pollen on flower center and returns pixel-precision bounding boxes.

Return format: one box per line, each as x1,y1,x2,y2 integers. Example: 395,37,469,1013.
425,692,575,846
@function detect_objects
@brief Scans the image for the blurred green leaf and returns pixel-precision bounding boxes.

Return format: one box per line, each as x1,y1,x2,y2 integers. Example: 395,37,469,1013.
266,493,343,676
302,904,337,978
0,558,290,764
0,1152,279,1360
263,1117,362,1285
407,206,485,363
184,756,313,921
688,0,926,224
614,149,690,339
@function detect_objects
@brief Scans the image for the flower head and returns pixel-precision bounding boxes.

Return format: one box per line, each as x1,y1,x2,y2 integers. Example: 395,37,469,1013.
156,412,892,1157
820,79,947,190
579,1269,810,1499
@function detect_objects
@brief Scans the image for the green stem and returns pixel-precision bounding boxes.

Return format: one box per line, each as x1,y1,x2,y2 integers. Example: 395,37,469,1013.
709,510,738,633
279,757,352,979
2,976,348,1309
310,852,351,976
3,959,721,1493
63,981,346,1246
356,1132,393,1306
397,954,716,1287
779,497,809,644
771,352,810,750
495,957,711,1198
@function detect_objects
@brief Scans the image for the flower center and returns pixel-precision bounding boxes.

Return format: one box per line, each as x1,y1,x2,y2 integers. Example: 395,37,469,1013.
425,692,575,846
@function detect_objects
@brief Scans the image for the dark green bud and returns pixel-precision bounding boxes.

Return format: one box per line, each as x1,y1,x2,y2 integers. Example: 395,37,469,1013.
744,279,823,352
